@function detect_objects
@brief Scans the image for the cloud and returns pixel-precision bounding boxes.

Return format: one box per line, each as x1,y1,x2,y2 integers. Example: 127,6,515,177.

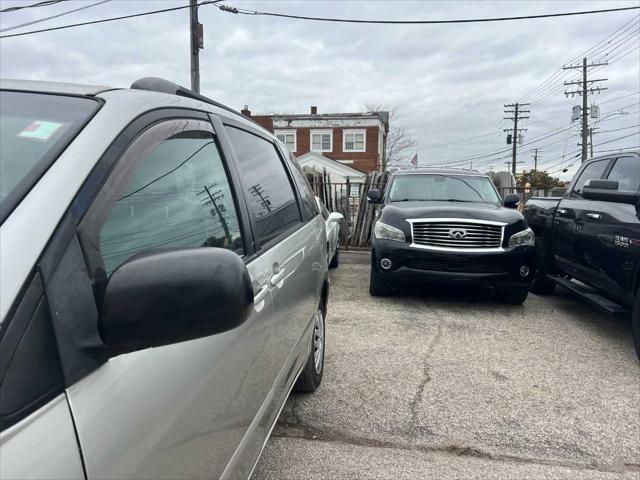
1,0,638,179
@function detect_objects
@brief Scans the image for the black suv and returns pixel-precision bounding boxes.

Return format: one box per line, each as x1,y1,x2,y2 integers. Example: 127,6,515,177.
367,168,535,304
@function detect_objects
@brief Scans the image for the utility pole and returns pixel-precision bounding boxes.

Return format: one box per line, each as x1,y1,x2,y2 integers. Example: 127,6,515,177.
563,57,607,162
504,102,530,176
189,0,203,93
532,148,539,189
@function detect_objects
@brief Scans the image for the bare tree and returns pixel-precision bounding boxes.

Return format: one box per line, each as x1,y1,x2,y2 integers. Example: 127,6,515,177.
362,101,416,170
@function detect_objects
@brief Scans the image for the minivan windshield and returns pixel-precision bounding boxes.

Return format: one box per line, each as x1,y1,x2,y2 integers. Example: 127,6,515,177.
0,90,100,217
388,174,501,204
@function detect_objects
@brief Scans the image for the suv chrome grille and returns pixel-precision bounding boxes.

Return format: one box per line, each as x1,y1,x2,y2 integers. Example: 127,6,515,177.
410,219,504,251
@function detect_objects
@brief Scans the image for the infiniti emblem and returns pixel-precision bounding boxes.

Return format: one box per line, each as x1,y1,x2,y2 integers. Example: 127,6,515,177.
448,228,467,239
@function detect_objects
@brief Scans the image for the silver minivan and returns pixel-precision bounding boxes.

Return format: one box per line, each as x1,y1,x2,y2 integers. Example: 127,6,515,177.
0,78,330,479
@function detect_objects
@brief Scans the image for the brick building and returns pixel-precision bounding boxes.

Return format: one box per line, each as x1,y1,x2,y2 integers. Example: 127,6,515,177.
241,105,389,173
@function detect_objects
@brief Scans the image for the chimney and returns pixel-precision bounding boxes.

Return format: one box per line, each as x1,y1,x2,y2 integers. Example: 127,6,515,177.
310,106,317,115
241,105,251,117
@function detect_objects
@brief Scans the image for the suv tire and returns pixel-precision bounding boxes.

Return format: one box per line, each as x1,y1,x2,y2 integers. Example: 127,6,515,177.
496,287,529,305
369,268,391,296
632,292,640,362
329,247,339,269
530,235,556,295
294,305,325,393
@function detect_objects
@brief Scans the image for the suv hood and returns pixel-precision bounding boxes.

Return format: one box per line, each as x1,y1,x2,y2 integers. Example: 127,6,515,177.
380,201,524,226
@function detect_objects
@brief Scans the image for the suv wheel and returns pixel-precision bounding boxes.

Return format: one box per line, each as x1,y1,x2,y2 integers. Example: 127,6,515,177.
632,292,640,362
369,267,391,296
329,247,339,269
294,306,325,393
496,287,529,305
530,235,556,295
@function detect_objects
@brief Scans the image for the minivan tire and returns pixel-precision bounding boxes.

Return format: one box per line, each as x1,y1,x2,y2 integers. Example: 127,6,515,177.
294,305,325,393
329,247,339,269
496,287,529,305
530,236,556,295
632,292,640,362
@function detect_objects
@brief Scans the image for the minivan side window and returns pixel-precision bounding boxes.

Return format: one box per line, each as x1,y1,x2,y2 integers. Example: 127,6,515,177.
571,159,609,198
79,120,244,284
606,156,640,192
225,126,302,246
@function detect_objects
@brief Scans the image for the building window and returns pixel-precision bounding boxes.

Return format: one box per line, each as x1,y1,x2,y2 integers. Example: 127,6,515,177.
343,129,366,152
275,130,296,152
311,130,333,152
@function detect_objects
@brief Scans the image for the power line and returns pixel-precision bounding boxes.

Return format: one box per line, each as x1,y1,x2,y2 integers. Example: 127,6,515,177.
0,0,223,39
216,4,640,24
592,124,640,135
518,15,639,104
593,131,640,147
0,0,111,33
0,0,67,13
426,105,638,169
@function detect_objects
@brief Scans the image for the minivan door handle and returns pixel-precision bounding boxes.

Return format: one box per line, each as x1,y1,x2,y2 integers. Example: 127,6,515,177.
270,269,286,287
557,208,567,215
586,212,601,220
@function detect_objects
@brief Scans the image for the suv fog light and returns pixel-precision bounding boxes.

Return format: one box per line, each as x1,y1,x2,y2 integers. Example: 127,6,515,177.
381,258,392,270
519,265,530,277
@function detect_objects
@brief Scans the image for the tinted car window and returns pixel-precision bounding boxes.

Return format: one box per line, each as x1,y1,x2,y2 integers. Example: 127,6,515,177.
607,156,640,192
571,159,608,198
389,174,501,204
226,126,302,245
318,198,330,220
287,152,319,219
79,121,243,280
0,91,100,216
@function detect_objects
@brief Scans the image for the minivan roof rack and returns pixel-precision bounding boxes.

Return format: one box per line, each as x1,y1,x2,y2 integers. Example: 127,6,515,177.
130,77,264,129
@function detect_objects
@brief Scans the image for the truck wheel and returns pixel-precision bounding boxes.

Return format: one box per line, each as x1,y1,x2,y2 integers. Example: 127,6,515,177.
329,247,339,269
369,268,391,296
632,292,640,362
496,287,529,305
294,305,325,393
530,237,556,295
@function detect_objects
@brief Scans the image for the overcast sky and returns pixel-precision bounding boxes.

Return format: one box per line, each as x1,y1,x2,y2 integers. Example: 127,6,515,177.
1,0,638,180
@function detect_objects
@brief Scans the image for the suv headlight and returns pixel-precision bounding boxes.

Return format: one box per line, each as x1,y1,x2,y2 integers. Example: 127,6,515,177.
508,227,535,247
374,221,405,242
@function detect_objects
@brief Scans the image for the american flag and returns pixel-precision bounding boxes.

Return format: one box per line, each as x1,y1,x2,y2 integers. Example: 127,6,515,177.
410,153,418,169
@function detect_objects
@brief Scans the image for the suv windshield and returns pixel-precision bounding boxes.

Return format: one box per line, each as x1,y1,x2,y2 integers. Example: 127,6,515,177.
388,174,501,204
0,90,100,218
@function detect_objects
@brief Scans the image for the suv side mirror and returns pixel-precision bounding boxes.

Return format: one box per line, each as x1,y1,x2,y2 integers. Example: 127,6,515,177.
328,212,343,223
583,179,639,204
100,248,253,354
503,193,520,209
367,189,382,204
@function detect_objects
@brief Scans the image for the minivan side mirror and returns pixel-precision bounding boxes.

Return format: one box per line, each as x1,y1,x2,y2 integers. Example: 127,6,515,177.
100,248,253,354
583,179,639,204
503,193,520,209
367,189,382,204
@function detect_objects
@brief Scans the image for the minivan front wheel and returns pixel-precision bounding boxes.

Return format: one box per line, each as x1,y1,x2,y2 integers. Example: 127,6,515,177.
294,307,325,393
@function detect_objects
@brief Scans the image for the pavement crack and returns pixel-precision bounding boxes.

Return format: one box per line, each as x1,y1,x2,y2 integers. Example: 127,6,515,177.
270,424,640,475
407,313,444,435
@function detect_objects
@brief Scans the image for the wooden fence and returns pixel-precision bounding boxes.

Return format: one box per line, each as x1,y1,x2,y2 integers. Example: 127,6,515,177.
305,168,390,248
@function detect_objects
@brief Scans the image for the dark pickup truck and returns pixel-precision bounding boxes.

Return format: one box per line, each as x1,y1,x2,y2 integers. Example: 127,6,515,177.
524,151,640,359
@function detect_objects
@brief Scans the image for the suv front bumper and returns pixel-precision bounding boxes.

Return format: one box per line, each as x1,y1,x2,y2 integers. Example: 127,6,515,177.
371,239,535,288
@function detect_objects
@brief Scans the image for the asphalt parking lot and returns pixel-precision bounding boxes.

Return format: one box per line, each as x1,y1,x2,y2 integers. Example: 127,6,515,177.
254,252,640,479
